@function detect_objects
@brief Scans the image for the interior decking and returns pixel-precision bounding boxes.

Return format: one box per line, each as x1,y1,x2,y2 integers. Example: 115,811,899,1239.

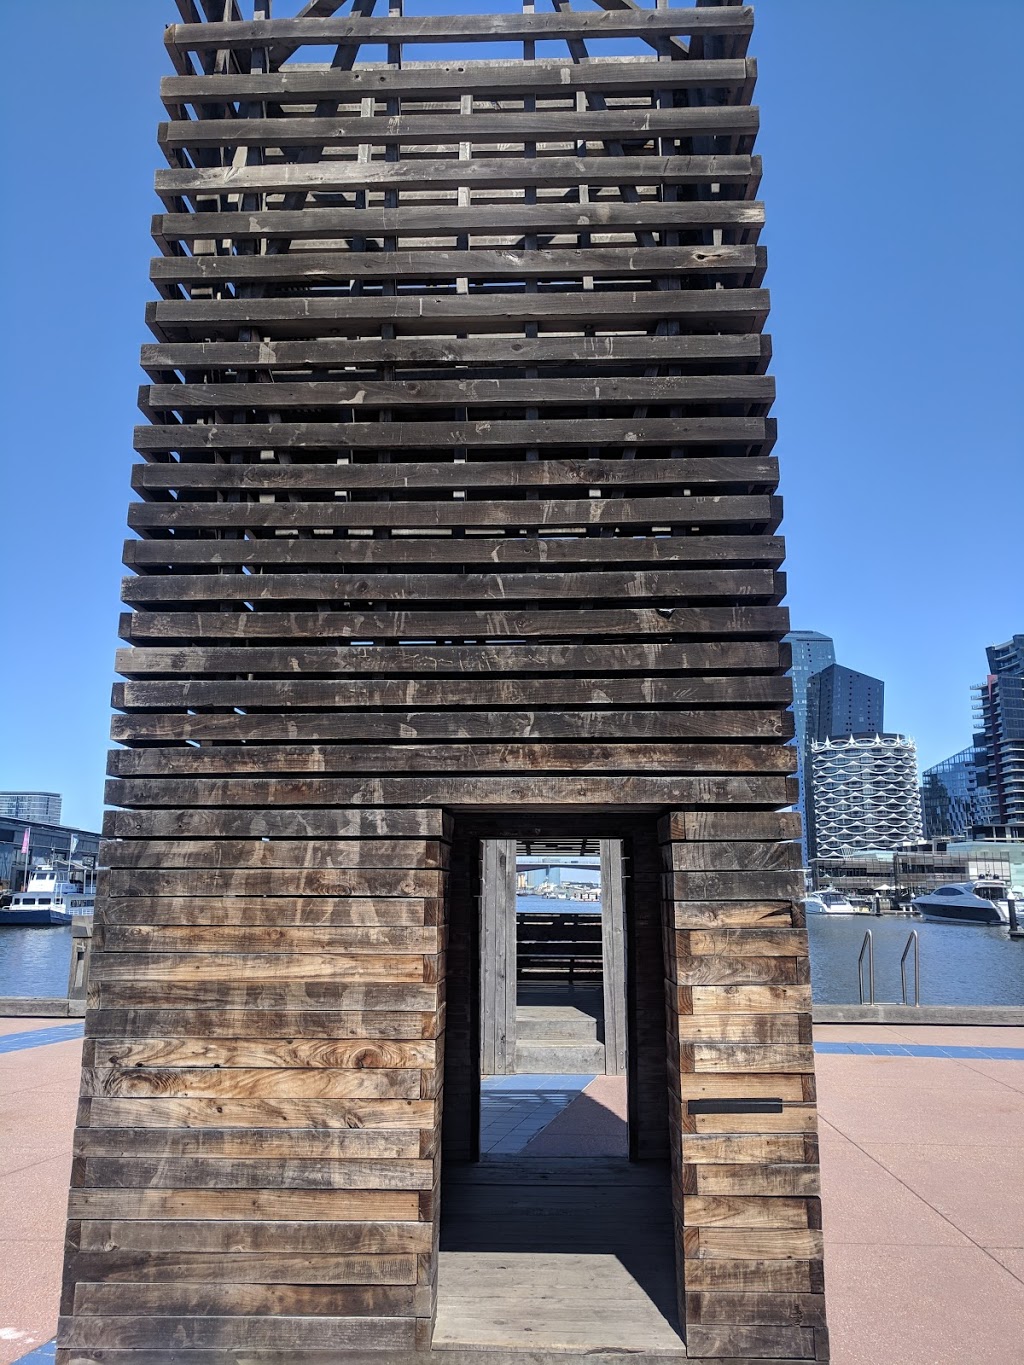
435,1160,686,1357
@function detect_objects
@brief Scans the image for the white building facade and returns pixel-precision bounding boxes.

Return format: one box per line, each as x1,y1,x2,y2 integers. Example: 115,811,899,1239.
0,791,62,824
809,734,922,857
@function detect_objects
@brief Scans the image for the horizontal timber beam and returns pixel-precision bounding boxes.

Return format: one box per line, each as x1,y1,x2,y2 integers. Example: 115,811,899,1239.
166,12,754,51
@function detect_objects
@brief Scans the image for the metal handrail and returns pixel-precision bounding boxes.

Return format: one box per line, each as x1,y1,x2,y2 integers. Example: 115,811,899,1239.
857,930,875,1004
900,930,920,1007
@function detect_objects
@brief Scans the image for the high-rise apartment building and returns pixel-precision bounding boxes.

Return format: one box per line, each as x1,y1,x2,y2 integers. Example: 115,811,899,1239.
974,635,1024,826
786,631,836,750
0,791,62,824
810,734,923,859
784,631,835,864
807,664,884,744
920,747,988,840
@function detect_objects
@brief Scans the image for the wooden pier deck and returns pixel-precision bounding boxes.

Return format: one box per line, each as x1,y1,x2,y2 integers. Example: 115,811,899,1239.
435,1161,685,1357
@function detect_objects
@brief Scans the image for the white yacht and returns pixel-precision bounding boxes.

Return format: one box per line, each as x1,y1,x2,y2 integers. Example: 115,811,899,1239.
913,880,1012,927
1,864,95,926
802,890,862,915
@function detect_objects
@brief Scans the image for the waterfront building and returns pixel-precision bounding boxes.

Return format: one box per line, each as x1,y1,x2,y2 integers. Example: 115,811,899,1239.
784,630,835,865
0,791,62,824
920,747,987,840
973,634,1024,826
812,840,1023,899
807,664,884,745
0,815,101,892
809,733,923,860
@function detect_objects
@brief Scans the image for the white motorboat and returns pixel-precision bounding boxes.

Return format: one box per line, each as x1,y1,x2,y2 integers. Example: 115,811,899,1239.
1,864,95,926
913,880,1012,927
802,890,863,915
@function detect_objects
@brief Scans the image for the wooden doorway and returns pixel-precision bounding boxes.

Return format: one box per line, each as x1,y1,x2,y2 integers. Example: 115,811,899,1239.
436,814,684,1356
479,837,627,1078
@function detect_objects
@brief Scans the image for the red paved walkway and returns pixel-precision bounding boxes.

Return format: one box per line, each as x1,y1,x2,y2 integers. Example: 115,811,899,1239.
2,1019,1023,1364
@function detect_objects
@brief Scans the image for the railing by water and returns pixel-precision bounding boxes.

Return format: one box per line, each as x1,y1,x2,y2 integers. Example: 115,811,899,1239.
857,927,921,1006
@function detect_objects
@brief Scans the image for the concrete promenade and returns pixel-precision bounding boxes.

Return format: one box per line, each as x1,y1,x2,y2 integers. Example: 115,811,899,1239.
2,1018,1023,1365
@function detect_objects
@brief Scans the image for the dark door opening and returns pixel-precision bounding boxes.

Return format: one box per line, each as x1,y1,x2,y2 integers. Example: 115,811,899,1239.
436,814,685,1357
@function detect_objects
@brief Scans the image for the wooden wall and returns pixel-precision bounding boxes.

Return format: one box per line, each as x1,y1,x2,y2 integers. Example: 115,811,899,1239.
59,2,828,1361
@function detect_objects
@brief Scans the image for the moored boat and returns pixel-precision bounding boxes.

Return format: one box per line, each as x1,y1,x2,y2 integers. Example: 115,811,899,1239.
0,864,95,926
913,880,1011,926
802,890,863,915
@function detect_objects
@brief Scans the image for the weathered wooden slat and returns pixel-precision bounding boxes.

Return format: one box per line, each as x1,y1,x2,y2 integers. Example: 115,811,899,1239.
140,372,773,408
74,1157,433,1191
682,1258,813,1292
160,105,759,149
102,866,443,898
132,423,774,458
73,1130,426,1158
66,1189,420,1220
690,1164,820,1197
101,840,443,870
112,676,793,712
84,1035,436,1069
167,11,753,51
96,928,441,959
154,198,765,245
132,458,778,494
87,979,442,1012
73,1282,421,1317
83,1098,437,1130
685,929,808,957
71,1221,432,1257
148,287,769,336
670,955,800,988
119,610,786,644
120,570,778,606
107,741,793,778
59,1312,419,1350
111,708,788,745
684,1228,825,1261
158,154,758,201
113,640,784,677
105,774,798,809
140,331,770,371
95,897,442,927
123,534,786,569
161,57,754,107
150,246,765,289
67,1250,419,1285
88,951,433,984
85,1010,439,1040
100,808,446,839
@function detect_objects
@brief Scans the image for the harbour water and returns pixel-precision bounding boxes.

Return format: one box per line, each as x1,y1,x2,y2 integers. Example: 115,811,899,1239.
0,924,74,998
1,907,1022,1005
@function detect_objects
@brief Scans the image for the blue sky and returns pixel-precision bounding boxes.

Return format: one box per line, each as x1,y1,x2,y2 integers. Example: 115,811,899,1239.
0,1,1021,831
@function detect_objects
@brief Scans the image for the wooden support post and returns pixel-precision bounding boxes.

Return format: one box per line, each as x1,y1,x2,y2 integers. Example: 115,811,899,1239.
600,839,627,1076
659,808,829,1363
479,838,518,1076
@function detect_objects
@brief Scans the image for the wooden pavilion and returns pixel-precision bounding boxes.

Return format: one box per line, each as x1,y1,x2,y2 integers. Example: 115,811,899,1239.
60,3,829,1361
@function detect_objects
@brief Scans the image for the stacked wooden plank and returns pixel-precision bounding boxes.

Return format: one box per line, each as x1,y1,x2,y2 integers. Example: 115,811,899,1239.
660,809,827,1360
60,2,828,1361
